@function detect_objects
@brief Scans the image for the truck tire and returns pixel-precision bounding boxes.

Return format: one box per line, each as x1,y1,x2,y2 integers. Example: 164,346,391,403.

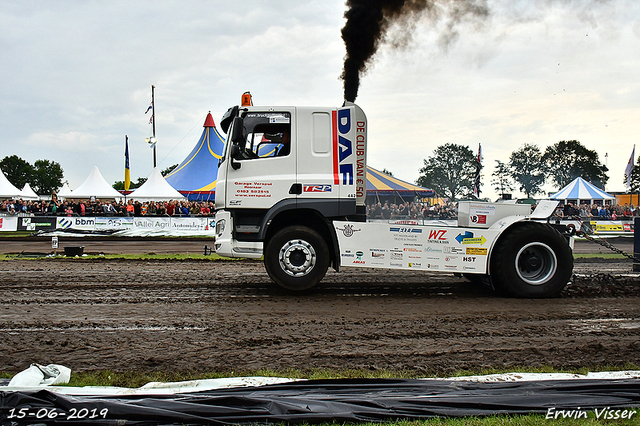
490,222,572,298
264,225,330,291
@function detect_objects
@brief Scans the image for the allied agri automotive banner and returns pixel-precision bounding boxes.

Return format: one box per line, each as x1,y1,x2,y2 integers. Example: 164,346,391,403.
0,216,215,235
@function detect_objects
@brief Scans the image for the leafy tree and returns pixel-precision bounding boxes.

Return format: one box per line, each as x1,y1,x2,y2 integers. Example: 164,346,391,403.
508,144,546,198
542,140,608,189
490,160,515,196
417,143,476,200
113,177,147,191
0,155,33,189
32,159,64,195
161,164,178,177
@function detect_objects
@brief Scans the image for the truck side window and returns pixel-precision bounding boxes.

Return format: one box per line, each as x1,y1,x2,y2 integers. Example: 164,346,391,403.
250,124,291,159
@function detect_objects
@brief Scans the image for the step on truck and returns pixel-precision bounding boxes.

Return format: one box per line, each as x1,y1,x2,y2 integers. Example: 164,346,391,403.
214,97,574,298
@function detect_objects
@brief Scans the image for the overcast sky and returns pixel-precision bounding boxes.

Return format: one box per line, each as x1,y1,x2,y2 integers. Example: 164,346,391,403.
1,0,638,200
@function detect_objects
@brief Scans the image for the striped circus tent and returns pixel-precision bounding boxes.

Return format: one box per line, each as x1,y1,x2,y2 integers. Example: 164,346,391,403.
164,112,226,201
549,177,615,205
366,166,434,200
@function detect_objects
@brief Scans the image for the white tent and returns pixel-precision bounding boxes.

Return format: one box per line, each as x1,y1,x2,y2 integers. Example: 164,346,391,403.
0,167,26,199
66,166,123,200
127,167,186,202
21,183,40,200
57,182,73,199
549,177,616,205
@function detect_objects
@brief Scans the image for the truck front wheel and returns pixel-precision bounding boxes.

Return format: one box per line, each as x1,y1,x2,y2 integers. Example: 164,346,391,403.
490,222,572,298
264,225,330,291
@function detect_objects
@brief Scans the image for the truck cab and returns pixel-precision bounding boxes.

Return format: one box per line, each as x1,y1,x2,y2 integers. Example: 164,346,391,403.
215,102,367,264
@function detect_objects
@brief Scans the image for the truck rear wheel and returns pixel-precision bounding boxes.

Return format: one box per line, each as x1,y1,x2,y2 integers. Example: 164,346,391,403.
264,225,330,291
490,222,572,298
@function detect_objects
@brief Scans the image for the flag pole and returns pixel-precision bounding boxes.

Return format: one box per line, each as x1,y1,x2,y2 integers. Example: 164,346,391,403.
151,85,157,168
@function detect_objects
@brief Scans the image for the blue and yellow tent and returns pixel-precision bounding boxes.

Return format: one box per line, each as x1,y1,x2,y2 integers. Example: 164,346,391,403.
165,112,226,201
366,166,434,201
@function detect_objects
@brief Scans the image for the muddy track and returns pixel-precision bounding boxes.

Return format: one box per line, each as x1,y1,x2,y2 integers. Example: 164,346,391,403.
2,257,639,375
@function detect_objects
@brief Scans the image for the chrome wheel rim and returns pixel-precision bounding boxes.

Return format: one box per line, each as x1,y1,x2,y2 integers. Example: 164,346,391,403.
279,239,316,277
515,242,557,285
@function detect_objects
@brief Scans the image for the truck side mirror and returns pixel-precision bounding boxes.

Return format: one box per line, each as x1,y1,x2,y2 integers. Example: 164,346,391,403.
230,144,241,170
231,117,245,144
220,106,238,134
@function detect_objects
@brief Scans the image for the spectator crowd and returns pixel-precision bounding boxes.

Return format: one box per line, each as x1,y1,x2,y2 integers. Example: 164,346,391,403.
2,197,215,217
367,201,458,220
552,202,639,220
2,196,639,221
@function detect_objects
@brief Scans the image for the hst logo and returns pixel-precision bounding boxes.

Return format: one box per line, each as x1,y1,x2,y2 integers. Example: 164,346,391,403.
303,184,332,193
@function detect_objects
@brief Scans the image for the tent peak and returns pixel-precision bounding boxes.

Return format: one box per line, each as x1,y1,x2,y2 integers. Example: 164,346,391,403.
204,112,215,128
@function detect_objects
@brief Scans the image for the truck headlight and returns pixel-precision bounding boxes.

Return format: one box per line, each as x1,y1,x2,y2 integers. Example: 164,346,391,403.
216,219,226,236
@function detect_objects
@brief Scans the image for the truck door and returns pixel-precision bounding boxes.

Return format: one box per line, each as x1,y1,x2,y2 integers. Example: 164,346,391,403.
224,109,296,210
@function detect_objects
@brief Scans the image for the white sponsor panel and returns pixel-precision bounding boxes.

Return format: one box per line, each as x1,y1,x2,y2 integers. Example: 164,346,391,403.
95,217,135,231
58,217,96,231
171,217,212,232
133,217,171,231
335,220,499,273
0,216,18,231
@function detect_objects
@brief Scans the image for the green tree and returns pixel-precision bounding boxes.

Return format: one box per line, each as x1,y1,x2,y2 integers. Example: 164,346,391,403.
113,177,147,191
490,160,515,196
542,140,608,189
417,143,476,200
0,155,33,189
508,144,546,198
161,164,178,176
32,159,64,195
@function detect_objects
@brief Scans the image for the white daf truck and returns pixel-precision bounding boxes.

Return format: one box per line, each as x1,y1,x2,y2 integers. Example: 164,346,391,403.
214,99,573,298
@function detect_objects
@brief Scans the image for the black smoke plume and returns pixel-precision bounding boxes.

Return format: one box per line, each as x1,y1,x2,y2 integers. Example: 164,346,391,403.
341,0,489,102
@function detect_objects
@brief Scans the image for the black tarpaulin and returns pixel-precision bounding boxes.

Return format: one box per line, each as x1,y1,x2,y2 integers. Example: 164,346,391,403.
2,378,640,425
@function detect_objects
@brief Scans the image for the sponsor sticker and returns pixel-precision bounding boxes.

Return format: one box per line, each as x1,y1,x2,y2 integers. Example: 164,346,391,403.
444,246,464,254
470,214,487,224
466,247,488,255
390,227,423,234
336,224,361,237
303,184,332,192
455,231,487,245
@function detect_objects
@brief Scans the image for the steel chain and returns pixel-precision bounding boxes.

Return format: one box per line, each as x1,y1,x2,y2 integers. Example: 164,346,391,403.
562,215,640,262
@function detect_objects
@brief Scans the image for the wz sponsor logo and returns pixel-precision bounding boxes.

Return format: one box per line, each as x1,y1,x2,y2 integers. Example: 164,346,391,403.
427,229,449,244
303,184,332,193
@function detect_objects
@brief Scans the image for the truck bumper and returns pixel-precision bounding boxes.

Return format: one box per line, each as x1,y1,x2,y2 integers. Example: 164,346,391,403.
214,210,263,259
